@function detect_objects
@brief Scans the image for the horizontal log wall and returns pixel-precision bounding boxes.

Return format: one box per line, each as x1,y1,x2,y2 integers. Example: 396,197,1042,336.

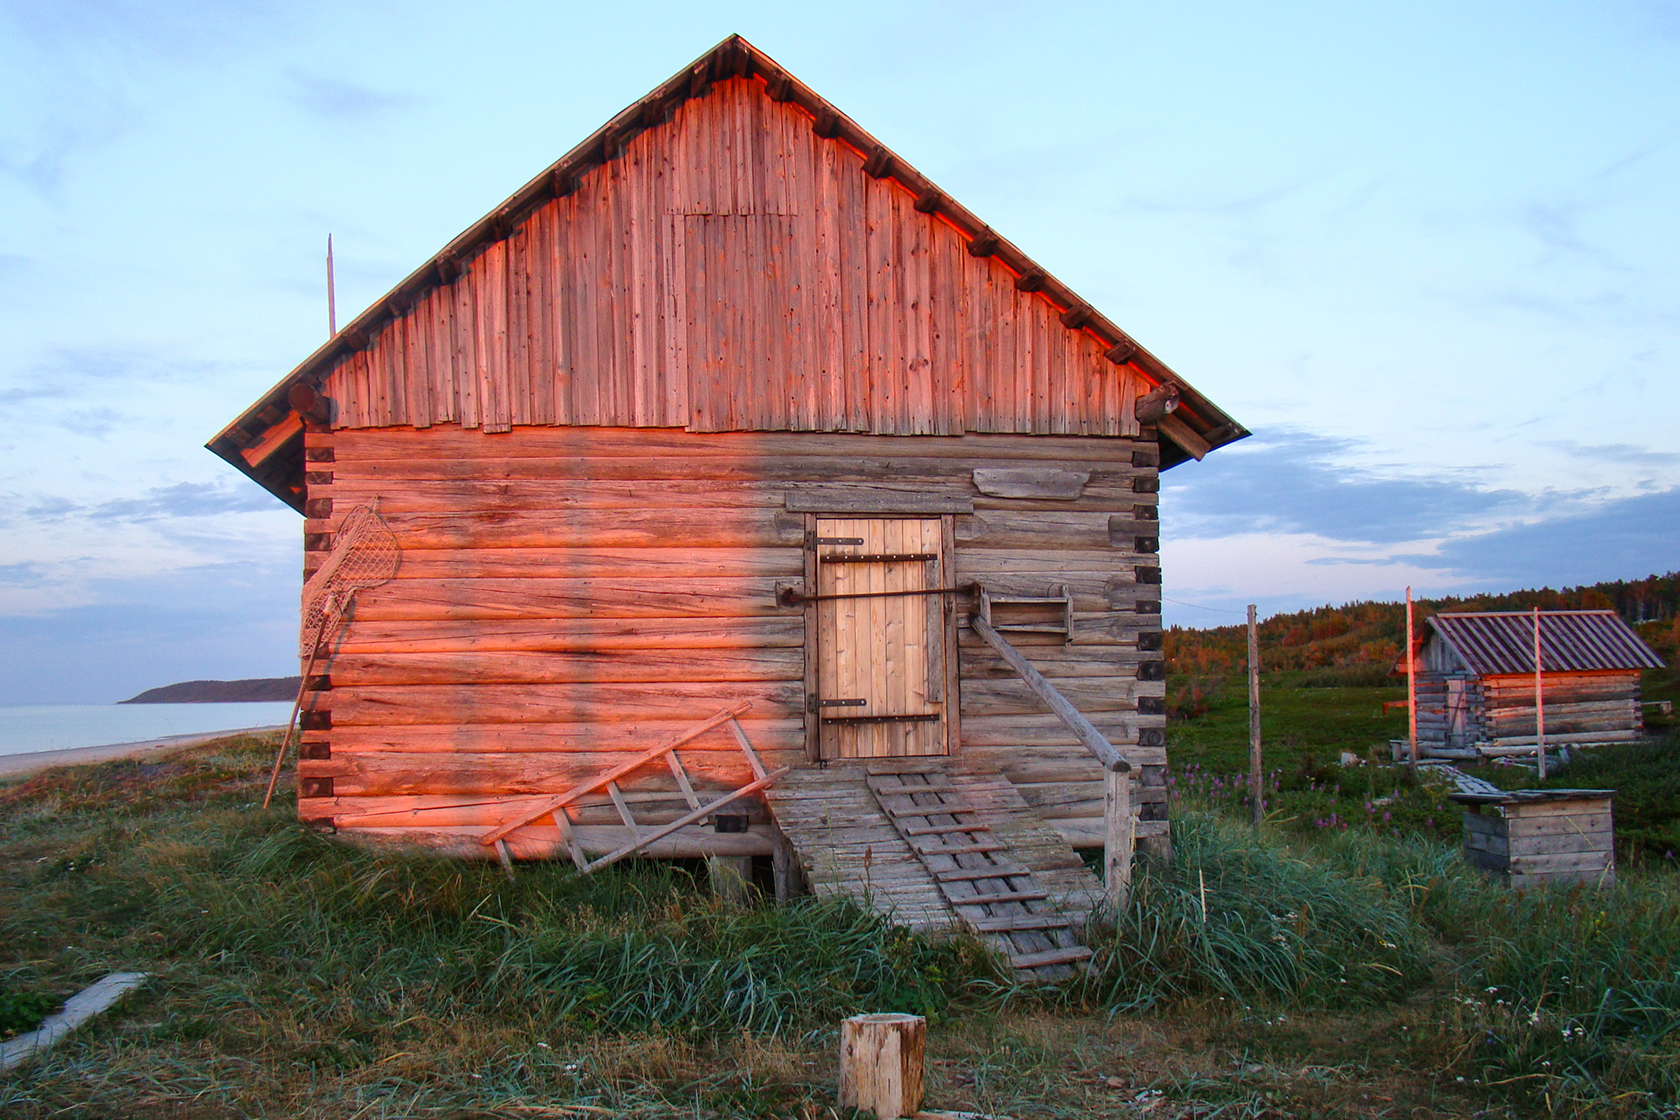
318,78,1141,440
1480,671,1642,745
1419,670,1643,747
299,426,1166,852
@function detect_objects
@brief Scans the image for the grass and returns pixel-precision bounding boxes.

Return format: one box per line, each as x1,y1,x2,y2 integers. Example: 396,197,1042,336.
4,717,1680,1116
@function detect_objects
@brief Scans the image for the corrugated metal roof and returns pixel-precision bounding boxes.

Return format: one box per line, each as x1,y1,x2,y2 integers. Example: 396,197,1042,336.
1428,610,1665,676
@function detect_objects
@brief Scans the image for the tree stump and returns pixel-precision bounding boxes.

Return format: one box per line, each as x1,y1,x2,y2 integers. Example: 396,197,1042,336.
838,1013,925,1119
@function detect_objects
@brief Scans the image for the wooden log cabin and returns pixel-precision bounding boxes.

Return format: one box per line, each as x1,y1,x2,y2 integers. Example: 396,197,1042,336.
1417,610,1663,756
209,36,1246,971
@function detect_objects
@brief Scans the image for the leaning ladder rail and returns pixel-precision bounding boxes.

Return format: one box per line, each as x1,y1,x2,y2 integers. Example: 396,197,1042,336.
477,700,788,874
969,610,1136,911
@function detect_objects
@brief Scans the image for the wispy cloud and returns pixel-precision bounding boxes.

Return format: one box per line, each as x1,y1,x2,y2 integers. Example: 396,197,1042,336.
285,71,419,120
20,481,275,523
1165,429,1531,544
1412,487,1680,589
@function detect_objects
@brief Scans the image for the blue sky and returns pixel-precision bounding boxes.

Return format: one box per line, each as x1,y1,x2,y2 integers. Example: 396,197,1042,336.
2,1,1677,701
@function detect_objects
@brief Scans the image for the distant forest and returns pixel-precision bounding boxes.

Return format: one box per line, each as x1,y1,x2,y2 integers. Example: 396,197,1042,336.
1166,571,1680,679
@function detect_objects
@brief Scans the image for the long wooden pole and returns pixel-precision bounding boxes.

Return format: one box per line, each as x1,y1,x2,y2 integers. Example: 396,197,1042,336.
1533,606,1547,779
1406,587,1419,769
327,234,337,336
1248,604,1262,828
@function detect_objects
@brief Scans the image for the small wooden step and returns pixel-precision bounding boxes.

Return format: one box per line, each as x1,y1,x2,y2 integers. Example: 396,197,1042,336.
913,841,1007,856
933,864,1031,883
901,822,991,837
868,781,962,795
946,889,1047,905
1008,945,1094,969
969,913,1076,933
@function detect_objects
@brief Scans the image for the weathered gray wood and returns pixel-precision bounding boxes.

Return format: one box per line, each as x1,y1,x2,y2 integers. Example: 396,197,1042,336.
839,1013,925,1120
0,972,149,1073
971,468,1090,500
1103,766,1133,913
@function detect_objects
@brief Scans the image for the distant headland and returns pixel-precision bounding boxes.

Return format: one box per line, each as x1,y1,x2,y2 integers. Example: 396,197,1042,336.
120,678,301,704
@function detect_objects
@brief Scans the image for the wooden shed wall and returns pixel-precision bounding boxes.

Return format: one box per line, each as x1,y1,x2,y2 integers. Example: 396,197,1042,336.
1478,671,1643,746
295,426,1167,855
317,78,1141,440
1416,669,1643,749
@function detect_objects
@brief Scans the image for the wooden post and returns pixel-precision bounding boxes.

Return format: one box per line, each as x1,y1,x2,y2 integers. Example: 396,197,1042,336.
326,234,337,337
1103,762,1134,913
1533,606,1546,779
1248,604,1262,828
771,829,798,904
707,855,753,905
1406,587,1419,770
839,1013,925,1119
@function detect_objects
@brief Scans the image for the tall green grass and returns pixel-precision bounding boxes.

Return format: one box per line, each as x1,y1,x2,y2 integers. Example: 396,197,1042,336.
1078,812,1433,1012
133,817,1002,1036
1301,821,1680,1109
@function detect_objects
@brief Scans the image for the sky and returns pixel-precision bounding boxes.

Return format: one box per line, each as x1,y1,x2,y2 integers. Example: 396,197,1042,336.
1,1,1677,702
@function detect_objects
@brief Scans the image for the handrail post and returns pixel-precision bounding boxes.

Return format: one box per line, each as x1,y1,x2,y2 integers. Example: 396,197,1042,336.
971,609,1138,913
1103,761,1134,913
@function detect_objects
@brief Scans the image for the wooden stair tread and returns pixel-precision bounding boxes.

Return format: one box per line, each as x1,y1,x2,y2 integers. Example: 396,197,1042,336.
913,841,1007,856
901,822,992,836
945,888,1048,905
868,781,963,795
933,864,1032,882
969,913,1076,933
1008,946,1094,969
774,760,1103,978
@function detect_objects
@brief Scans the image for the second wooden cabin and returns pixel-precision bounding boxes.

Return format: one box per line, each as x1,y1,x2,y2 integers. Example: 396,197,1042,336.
1417,610,1663,756
210,36,1246,972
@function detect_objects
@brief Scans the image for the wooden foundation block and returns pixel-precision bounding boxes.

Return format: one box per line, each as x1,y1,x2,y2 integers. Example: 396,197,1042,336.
839,1013,926,1119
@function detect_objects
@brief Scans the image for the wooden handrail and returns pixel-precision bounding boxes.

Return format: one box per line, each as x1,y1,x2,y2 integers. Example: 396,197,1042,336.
970,613,1131,773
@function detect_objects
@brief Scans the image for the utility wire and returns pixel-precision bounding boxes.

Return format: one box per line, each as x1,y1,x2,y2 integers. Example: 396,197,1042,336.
1161,595,1249,617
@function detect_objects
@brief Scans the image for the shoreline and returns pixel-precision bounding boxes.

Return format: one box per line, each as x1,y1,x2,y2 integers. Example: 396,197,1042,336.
0,726,286,779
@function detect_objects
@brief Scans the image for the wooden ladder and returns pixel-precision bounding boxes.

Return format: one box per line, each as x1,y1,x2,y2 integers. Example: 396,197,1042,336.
865,768,1093,979
478,701,788,873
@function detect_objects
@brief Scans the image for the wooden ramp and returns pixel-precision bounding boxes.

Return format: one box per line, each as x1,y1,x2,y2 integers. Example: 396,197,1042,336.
766,759,1104,980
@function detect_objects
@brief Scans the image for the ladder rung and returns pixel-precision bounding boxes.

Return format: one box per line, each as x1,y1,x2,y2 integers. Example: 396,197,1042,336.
1009,946,1093,969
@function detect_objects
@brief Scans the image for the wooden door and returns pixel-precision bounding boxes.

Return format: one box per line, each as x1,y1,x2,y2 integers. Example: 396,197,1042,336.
1446,679,1469,747
813,518,949,759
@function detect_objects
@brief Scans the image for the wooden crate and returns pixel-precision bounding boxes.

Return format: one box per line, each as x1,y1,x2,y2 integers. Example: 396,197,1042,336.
1455,790,1615,889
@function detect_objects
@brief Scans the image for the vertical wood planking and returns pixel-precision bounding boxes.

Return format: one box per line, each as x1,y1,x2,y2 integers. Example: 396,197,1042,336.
314,79,1152,440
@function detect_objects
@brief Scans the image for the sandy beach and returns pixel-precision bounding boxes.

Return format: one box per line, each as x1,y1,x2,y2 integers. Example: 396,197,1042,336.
0,726,285,779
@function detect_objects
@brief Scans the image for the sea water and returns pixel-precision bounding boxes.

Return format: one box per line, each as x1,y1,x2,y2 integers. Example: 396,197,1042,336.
0,703,296,759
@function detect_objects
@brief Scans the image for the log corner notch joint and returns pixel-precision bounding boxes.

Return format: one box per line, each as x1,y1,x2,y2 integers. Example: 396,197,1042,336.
204,32,1248,504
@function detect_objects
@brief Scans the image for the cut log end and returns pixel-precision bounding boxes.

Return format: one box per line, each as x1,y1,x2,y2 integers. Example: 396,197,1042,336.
839,1013,926,1120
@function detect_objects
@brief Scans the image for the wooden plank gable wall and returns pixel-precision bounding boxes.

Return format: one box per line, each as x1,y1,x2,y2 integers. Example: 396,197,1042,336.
318,78,1141,440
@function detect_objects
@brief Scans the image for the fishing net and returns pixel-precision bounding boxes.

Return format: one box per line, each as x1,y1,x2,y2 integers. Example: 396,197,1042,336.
299,504,402,656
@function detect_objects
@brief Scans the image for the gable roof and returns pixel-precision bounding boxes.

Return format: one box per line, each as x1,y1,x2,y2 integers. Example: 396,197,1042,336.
1427,610,1664,676
208,34,1248,511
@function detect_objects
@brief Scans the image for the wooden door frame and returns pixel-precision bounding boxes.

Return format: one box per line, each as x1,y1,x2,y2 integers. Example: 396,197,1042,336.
801,512,960,762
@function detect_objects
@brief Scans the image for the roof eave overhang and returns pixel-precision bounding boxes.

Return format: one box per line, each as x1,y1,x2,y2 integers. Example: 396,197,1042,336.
209,33,1249,509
